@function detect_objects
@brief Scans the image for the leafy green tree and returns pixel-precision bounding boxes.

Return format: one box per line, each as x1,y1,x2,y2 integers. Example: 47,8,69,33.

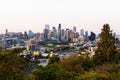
77,72,110,80
60,56,85,74
82,57,94,71
30,63,77,80
48,56,60,65
94,63,120,80
0,48,30,80
94,24,118,64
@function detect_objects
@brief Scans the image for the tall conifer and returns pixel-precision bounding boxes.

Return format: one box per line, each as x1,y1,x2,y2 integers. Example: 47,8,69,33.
94,24,117,64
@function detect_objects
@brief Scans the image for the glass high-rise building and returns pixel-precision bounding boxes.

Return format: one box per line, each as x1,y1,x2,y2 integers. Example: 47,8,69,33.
73,26,76,32
85,31,88,37
57,24,61,41
45,24,50,30
80,29,84,36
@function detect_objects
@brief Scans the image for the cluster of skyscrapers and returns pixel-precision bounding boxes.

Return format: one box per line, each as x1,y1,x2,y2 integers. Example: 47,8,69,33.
40,24,96,42
0,24,97,49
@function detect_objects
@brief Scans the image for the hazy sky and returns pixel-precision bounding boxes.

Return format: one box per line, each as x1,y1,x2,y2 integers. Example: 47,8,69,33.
0,0,120,34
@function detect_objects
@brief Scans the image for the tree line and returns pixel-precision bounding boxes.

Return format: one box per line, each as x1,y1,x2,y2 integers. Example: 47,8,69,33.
1,24,120,80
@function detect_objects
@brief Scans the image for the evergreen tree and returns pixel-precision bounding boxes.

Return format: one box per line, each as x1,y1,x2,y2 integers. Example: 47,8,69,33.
94,24,117,64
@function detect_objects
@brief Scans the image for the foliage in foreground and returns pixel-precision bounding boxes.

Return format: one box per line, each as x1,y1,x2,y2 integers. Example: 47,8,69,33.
30,63,78,80
77,72,110,80
1,24,120,80
0,48,30,80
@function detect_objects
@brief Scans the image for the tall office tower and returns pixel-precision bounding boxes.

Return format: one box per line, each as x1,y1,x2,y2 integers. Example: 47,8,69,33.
24,31,28,39
85,31,89,41
61,29,65,36
57,24,61,41
71,32,76,42
28,30,33,39
89,32,96,41
76,32,79,38
40,33,45,41
65,29,72,41
73,26,76,32
80,29,84,36
58,24,61,30
6,29,8,35
52,27,57,32
48,31,52,40
85,31,88,37
44,25,50,41
52,27,57,39
45,24,50,30
61,29,65,41
44,29,49,41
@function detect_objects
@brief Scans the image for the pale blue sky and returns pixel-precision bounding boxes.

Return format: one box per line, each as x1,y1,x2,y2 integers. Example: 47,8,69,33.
0,0,120,34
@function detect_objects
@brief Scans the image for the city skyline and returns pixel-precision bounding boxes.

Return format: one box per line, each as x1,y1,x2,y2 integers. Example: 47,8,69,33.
0,0,120,34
